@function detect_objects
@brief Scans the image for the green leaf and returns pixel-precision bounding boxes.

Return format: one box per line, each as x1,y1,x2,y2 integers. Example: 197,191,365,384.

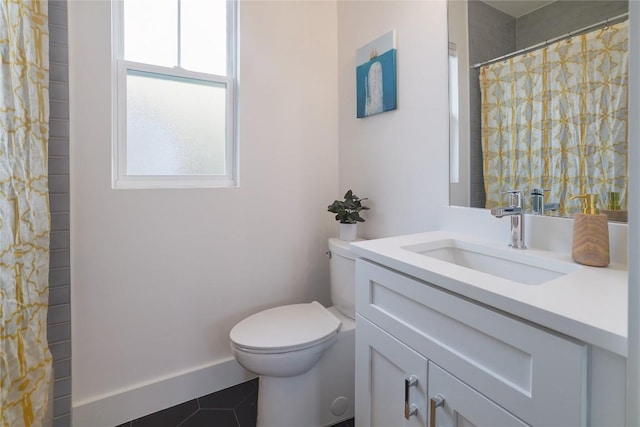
328,189,369,223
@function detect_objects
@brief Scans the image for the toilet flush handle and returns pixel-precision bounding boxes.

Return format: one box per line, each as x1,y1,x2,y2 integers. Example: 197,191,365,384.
326,251,332,259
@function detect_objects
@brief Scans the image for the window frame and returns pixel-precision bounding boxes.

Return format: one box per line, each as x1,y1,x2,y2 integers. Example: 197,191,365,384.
111,0,238,189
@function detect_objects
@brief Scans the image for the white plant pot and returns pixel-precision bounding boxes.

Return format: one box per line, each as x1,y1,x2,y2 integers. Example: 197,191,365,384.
339,223,358,241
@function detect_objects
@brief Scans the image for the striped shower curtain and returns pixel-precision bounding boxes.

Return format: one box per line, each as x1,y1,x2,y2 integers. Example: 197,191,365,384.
0,1,52,426
480,20,628,216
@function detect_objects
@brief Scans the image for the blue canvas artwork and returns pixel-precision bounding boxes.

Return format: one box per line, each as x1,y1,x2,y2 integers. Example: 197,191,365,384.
356,30,397,118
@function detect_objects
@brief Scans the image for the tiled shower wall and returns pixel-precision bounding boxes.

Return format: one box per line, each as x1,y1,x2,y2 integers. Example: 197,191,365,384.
515,0,628,50
467,0,514,208
48,1,72,426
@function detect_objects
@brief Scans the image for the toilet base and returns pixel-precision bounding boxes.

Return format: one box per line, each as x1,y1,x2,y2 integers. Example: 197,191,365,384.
257,308,355,427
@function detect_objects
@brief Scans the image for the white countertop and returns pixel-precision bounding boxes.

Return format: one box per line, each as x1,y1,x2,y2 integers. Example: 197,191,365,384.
350,230,628,357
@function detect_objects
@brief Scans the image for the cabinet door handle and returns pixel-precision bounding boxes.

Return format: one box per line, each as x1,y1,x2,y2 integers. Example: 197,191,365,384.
404,375,418,419
429,394,445,427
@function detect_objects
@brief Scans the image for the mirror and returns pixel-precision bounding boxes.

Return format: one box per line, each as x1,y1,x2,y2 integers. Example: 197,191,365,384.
448,0,629,222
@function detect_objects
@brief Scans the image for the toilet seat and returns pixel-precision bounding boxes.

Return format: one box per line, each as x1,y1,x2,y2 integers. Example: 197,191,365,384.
230,301,341,354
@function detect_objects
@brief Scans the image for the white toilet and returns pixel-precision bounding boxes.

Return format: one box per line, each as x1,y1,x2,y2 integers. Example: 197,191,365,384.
229,238,358,427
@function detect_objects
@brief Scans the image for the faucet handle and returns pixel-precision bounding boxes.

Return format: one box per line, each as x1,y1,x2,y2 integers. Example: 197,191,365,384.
531,188,550,195
503,190,524,207
530,188,550,215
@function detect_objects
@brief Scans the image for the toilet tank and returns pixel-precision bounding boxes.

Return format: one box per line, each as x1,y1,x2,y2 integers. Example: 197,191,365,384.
328,238,360,319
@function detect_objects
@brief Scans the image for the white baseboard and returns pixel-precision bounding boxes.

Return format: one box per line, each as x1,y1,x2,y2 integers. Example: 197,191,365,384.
72,357,255,427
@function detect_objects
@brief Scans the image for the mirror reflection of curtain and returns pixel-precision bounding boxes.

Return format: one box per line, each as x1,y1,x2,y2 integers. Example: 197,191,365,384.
0,1,52,425
480,20,628,216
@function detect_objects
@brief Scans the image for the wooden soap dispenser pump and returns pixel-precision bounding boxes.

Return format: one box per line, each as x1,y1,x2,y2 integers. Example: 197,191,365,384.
570,194,610,267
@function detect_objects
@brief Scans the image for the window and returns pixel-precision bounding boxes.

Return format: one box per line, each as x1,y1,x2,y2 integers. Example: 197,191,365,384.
112,0,237,188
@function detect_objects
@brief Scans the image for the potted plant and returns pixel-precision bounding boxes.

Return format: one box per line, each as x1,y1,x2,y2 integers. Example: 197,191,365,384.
327,190,369,240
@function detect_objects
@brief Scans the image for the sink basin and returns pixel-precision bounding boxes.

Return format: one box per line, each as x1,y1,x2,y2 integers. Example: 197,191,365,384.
402,239,578,285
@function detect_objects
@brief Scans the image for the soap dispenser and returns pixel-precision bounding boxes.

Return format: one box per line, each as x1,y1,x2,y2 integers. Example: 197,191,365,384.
570,194,610,267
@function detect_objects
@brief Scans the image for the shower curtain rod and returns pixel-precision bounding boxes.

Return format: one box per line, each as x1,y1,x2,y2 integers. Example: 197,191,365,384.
472,12,629,69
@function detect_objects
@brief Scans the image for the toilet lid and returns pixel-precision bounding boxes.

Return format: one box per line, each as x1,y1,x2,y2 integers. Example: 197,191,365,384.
230,301,342,352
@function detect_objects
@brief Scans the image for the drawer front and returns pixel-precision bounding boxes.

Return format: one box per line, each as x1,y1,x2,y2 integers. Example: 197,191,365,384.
356,259,587,426
428,362,529,427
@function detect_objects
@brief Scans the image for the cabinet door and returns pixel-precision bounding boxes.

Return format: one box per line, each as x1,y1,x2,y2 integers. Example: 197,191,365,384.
428,362,528,427
355,315,429,427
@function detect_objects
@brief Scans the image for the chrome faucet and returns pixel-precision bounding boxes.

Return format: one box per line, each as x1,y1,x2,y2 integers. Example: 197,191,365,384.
543,202,560,213
530,188,560,215
490,190,526,249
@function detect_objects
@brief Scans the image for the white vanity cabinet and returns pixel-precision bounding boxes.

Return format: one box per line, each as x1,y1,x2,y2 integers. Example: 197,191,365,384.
355,259,589,427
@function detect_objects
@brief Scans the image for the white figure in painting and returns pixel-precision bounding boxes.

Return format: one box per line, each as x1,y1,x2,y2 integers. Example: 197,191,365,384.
365,61,383,116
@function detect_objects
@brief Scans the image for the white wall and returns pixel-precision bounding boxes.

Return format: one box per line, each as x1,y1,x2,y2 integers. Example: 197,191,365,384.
337,0,450,239
69,1,339,425
627,2,639,424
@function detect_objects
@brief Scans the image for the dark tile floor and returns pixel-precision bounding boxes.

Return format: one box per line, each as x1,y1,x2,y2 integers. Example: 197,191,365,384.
115,378,354,427
115,379,257,427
